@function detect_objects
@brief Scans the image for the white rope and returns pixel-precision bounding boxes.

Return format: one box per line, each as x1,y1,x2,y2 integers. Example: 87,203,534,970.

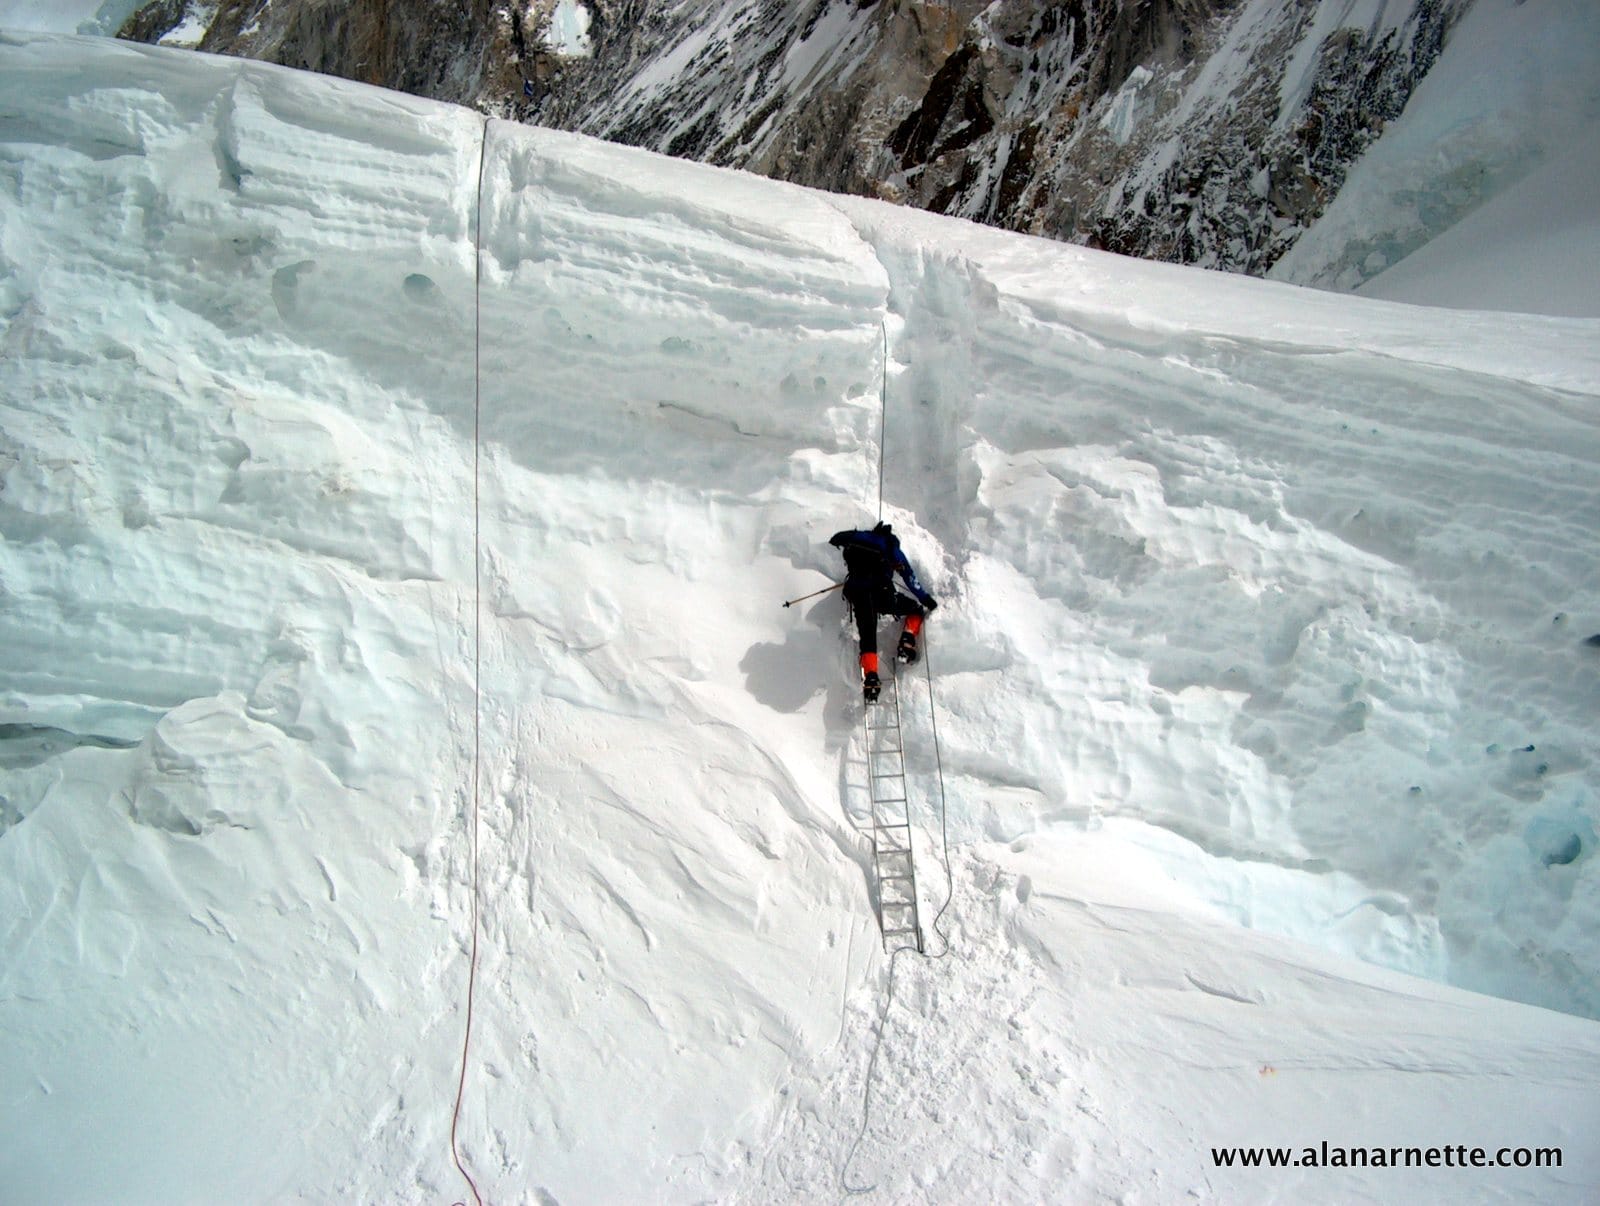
876,319,888,521
448,113,490,1206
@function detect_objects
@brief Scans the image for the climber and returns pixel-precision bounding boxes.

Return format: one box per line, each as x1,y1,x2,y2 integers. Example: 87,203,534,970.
829,521,937,703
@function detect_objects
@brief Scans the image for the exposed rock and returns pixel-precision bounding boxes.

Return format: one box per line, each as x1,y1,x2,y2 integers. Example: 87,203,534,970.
125,0,498,97
118,0,190,44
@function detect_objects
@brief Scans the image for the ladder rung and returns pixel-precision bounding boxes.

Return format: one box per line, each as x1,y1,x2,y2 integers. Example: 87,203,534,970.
864,706,922,952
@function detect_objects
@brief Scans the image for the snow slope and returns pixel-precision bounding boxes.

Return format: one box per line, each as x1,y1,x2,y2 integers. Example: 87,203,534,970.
1274,0,1600,316
2,31,1599,1203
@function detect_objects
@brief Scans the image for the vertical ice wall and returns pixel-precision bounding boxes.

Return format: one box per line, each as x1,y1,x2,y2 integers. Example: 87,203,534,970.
0,31,893,1200
0,31,496,1199
830,194,1600,1018
3,28,1600,1204
453,120,897,1195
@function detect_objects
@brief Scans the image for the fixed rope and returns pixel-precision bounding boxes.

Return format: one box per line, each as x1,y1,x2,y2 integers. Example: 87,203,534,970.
876,319,888,521
839,943,910,1195
840,310,961,1192
866,310,955,954
448,114,490,1206
920,640,956,956
839,646,957,1193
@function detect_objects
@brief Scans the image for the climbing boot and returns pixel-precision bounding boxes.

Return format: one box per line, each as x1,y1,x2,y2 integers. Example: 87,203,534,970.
896,630,919,664
897,614,924,664
860,652,881,703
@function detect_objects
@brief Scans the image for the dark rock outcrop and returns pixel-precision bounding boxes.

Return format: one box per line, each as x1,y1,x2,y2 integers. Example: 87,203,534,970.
120,0,1475,279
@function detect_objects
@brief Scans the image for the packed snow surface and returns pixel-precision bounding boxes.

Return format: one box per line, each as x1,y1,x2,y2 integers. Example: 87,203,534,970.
2,30,1599,1204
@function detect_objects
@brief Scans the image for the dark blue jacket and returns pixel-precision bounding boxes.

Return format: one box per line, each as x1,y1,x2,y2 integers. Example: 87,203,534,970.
830,527,935,608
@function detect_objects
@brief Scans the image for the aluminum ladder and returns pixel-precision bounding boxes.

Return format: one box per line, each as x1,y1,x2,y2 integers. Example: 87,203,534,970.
863,669,925,953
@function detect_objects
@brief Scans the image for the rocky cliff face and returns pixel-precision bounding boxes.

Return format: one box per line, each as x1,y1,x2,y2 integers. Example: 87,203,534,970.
124,0,498,97
121,0,1474,280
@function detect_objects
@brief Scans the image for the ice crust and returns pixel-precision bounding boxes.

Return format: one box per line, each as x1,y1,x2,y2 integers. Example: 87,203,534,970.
1,31,1598,1203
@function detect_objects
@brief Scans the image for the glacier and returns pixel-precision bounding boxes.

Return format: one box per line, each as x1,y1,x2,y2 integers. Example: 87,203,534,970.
2,29,1599,1204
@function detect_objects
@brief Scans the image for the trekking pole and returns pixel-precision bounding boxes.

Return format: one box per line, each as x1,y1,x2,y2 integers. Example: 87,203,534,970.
782,581,844,608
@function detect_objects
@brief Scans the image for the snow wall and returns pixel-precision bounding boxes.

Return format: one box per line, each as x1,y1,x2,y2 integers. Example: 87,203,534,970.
2,30,1599,1202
